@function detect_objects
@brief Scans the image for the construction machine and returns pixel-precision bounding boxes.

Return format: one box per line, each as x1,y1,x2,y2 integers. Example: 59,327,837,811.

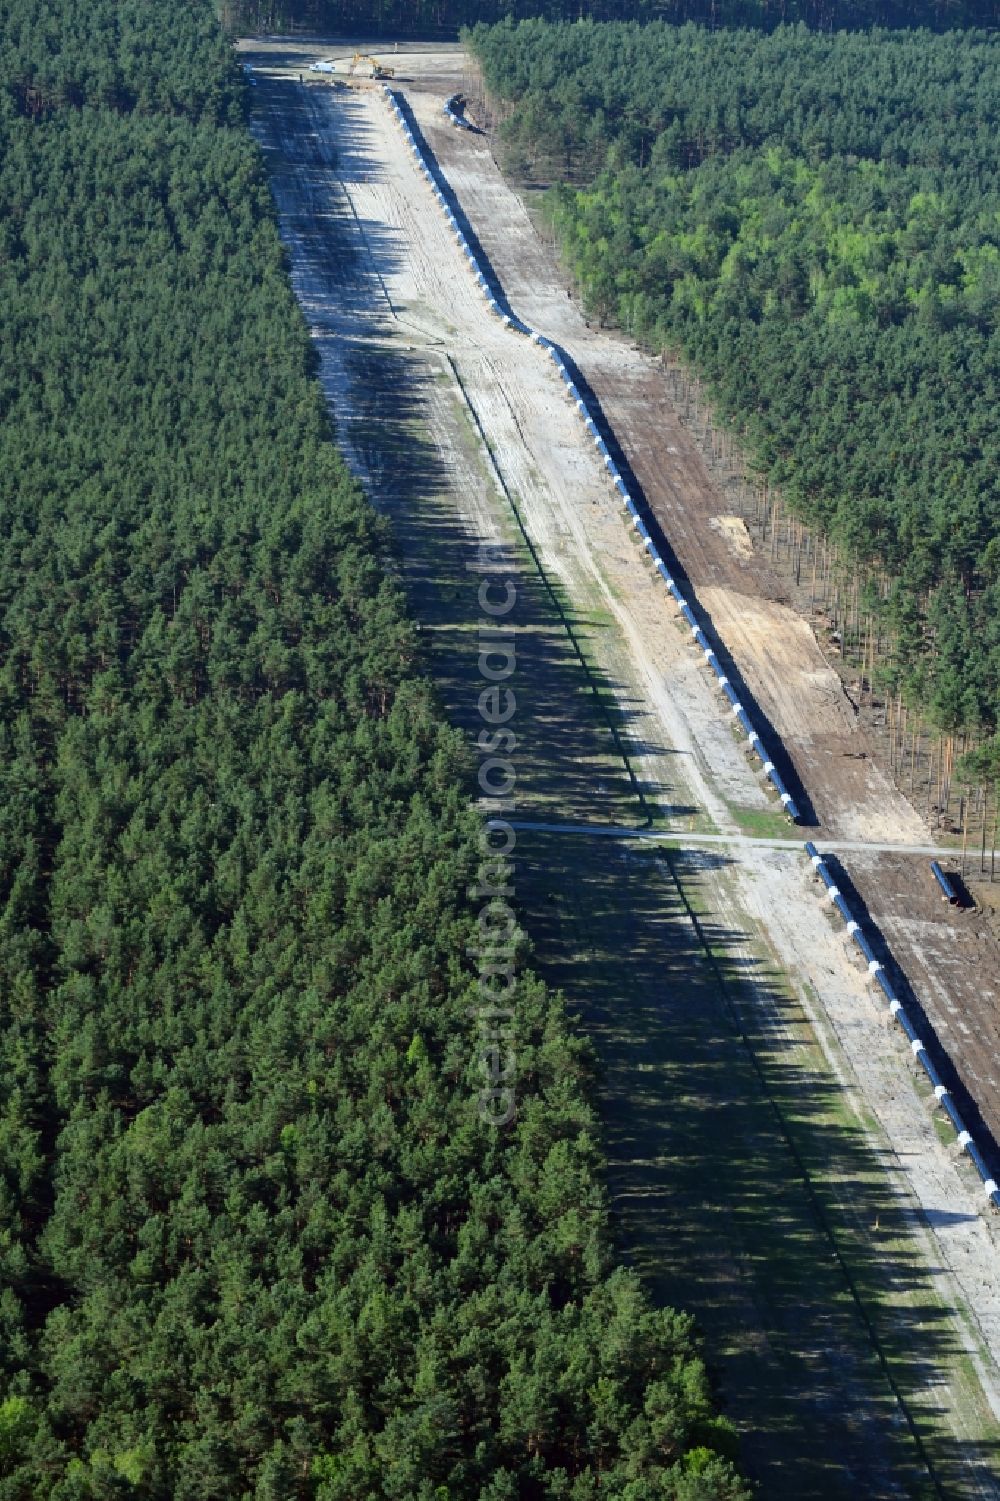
309,52,394,81
351,52,395,79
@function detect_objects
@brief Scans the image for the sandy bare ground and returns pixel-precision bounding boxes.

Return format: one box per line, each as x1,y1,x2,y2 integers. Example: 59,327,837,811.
415,57,1000,1183
425,92,929,844
241,40,1000,1491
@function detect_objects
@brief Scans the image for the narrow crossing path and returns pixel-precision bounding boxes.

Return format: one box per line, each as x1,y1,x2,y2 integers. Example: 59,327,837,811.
508,818,970,861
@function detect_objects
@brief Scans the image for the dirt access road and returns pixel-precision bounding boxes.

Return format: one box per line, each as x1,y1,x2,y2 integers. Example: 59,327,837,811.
241,39,1000,1496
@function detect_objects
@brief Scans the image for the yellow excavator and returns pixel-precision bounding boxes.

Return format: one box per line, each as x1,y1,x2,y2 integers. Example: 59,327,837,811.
352,52,394,79
309,52,395,83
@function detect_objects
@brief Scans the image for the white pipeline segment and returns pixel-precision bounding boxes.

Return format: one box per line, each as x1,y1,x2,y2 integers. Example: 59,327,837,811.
803,840,1000,1212
382,82,805,825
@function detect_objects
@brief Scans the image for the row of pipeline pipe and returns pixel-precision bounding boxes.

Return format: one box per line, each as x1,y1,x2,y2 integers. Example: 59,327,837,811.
443,93,474,130
385,88,997,1211
384,91,534,335
805,842,1000,1211
383,85,800,822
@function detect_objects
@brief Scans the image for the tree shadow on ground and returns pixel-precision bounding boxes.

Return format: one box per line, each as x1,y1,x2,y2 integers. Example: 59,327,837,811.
258,71,693,830
518,832,1000,1501
256,75,1000,1499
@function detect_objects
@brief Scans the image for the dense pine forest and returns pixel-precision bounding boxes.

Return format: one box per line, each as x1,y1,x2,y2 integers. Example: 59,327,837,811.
223,0,999,39
470,19,1000,780
0,2,748,1495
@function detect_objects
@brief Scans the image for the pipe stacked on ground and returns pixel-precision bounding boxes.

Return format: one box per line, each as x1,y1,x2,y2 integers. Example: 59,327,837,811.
804,841,1000,1210
383,86,800,822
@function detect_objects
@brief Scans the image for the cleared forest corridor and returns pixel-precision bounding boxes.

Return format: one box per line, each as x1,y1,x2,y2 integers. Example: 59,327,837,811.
244,43,1000,1499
